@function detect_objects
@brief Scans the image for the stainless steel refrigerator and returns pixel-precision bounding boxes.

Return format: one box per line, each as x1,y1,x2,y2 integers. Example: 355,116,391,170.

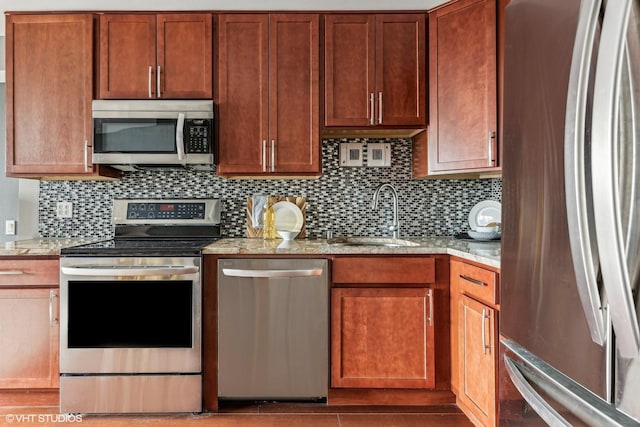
501,0,640,425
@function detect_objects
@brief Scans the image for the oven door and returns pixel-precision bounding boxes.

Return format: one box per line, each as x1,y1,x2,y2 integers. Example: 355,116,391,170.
59,256,201,374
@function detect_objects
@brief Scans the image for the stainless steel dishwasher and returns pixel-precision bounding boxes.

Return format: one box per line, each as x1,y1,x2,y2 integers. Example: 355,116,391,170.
217,258,328,401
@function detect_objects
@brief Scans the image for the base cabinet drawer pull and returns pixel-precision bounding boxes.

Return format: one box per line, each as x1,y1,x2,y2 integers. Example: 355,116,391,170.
481,308,491,355
460,274,487,287
0,270,25,275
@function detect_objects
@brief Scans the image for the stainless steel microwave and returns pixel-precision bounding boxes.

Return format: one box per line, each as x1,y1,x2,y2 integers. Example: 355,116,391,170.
92,100,214,171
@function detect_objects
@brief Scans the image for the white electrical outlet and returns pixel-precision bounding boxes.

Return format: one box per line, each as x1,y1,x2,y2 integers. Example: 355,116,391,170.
367,143,391,167
5,220,16,236
56,202,73,219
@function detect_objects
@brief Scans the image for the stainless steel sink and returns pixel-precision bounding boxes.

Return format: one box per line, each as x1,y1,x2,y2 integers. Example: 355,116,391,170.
328,237,420,247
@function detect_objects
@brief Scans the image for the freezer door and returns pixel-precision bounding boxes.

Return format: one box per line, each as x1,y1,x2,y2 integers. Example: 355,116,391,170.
500,339,638,427
501,0,609,400
594,0,640,420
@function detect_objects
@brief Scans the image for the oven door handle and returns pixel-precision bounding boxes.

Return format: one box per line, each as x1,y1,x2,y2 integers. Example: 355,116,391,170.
61,265,199,277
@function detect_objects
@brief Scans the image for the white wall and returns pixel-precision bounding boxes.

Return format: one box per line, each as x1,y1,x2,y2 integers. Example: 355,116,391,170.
0,0,448,35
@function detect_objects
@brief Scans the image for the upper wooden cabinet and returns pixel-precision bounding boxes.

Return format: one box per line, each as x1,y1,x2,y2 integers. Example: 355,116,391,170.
5,14,118,179
98,13,213,99
324,14,427,128
423,0,499,175
216,14,320,176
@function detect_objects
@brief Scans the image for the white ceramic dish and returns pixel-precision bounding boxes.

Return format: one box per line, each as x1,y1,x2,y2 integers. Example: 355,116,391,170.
273,201,303,232
277,230,300,241
468,230,501,241
469,200,502,230
475,225,500,233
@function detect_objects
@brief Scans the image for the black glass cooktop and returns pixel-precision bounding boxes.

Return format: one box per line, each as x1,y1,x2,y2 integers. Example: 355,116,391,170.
60,238,219,257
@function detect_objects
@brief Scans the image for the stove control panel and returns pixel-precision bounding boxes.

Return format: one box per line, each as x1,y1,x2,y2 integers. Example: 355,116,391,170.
126,202,206,220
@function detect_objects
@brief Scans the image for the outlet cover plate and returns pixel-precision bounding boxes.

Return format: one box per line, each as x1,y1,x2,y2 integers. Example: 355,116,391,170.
56,202,73,219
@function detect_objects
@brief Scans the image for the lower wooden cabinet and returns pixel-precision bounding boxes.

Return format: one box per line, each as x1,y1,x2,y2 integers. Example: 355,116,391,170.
331,287,435,389
0,258,60,393
0,288,59,389
451,257,499,427
459,294,497,426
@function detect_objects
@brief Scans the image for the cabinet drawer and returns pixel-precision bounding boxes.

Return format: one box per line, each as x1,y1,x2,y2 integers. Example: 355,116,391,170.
456,261,498,305
0,259,59,287
332,257,435,284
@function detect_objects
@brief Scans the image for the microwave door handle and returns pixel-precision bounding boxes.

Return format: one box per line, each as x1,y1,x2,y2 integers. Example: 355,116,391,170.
176,113,186,162
564,0,606,345
591,0,640,358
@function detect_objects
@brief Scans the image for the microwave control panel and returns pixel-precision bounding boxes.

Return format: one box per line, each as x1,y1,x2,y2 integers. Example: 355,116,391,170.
185,119,211,154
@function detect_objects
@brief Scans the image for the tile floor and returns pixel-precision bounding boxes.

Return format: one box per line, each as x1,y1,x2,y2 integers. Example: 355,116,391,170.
0,402,474,427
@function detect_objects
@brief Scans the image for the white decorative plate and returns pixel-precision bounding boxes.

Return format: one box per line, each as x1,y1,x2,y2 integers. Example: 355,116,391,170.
469,200,501,230
273,201,303,232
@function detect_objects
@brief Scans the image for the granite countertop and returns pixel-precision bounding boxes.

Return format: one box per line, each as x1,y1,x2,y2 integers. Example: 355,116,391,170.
0,238,103,257
203,236,501,269
0,236,500,269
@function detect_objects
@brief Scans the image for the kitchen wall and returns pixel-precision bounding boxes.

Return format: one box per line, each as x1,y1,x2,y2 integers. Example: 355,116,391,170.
39,138,501,239
0,86,20,235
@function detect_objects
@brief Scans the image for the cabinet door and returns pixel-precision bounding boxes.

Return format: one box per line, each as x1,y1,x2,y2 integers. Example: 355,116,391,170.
459,295,497,427
217,14,269,175
0,288,59,389
331,287,435,389
6,14,95,176
99,14,157,99
324,15,375,127
269,14,320,174
157,13,213,99
428,0,498,173
376,14,427,126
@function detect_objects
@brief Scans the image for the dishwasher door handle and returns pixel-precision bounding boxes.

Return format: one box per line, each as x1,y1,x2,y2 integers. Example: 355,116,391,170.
222,268,323,278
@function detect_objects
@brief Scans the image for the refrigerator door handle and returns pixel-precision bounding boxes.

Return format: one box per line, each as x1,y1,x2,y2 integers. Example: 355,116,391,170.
592,0,640,358
504,356,572,427
564,0,607,346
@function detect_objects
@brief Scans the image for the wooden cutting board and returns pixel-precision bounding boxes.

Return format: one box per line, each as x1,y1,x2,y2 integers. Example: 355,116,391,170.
246,196,307,238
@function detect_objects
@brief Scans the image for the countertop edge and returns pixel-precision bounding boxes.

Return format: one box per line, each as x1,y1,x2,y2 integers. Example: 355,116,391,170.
0,237,501,270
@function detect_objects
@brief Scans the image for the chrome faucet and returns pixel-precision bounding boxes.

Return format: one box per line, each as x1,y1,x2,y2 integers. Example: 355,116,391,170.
371,183,400,239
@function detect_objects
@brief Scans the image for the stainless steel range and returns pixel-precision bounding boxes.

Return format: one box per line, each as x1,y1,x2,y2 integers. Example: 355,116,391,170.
59,198,221,414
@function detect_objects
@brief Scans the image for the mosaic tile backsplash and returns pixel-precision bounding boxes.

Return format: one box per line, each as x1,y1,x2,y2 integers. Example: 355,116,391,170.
39,138,502,239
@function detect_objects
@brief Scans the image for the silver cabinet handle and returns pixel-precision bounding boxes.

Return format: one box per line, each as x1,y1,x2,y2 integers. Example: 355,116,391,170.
503,357,572,427
262,140,267,172
369,93,375,125
176,113,186,161
481,308,491,355
591,0,640,358
378,92,383,124
0,271,24,275
157,65,162,98
460,274,487,287
487,131,496,166
61,265,198,277
84,140,89,172
271,140,275,172
427,288,433,326
222,268,323,278
148,66,153,98
49,290,57,327
564,0,606,346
